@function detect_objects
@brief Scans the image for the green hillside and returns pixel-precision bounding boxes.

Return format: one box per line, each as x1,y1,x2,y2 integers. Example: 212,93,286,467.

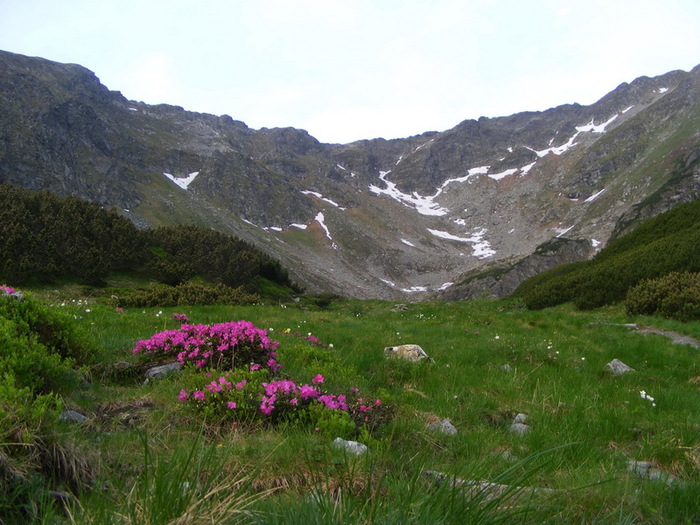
512,198,700,310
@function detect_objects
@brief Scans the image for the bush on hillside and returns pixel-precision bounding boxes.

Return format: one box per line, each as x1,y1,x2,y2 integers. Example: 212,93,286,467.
113,282,259,307
626,272,700,321
513,198,700,310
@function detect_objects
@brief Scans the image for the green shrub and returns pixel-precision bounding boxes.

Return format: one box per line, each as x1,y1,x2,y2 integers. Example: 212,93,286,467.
626,271,700,321
0,293,95,393
113,282,259,307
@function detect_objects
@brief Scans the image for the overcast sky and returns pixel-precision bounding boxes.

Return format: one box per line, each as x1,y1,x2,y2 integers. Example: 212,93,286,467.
1,0,699,144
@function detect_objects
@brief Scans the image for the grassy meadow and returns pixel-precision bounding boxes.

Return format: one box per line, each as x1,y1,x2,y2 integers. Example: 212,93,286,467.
8,290,700,523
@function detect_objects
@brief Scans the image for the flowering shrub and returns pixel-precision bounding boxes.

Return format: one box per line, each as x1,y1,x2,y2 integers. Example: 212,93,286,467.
178,369,389,435
133,320,281,371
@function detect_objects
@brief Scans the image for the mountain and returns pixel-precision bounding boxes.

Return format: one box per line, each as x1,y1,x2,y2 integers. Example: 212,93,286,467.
1,49,699,299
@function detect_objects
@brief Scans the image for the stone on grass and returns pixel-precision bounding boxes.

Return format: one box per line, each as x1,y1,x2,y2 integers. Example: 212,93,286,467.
384,344,432,362
606,359,635,375
144,361,182,380
509,413,530,436
500,364,512,372
332,437,368,456
58,410,89,424
627,460,676,485
423,470,558,503
428,418,458,436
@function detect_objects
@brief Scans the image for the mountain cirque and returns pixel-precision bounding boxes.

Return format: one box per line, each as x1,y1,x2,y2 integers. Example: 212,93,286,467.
1,49,699,299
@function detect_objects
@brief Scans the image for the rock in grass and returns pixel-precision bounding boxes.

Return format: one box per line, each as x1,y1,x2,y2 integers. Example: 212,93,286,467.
59,410,89,424
627,460,676,485
384,344,432,362
332,437,368,456
606,359,635,375
509,413,530,436
144,361,182,380
427,418,458,436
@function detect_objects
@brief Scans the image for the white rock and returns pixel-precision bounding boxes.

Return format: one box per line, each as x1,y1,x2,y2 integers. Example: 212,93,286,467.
332,437,368,456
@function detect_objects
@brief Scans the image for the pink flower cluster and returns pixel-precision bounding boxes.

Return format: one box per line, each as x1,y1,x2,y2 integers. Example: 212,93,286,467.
0,285,15,295
133,320,280,371
172,312,190,323
179,371,382,422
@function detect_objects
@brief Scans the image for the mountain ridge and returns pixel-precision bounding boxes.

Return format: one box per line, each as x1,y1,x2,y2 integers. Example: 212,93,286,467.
1,49,698,299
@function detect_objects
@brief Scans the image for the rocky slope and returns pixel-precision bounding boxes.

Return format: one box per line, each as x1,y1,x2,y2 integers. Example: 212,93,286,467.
1,50,699,299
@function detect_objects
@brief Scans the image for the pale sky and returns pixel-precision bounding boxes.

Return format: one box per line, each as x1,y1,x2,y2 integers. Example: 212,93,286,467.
1,0,699,144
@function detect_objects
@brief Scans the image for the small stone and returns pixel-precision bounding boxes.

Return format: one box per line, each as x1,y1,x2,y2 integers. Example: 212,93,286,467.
500,364,512,372
513,413,528,424
606,359,635,375
627,460,676,485
332,437,368,456
391,304,409,311
58,410,88,424
509,422,530,436
144,361,182,379
384,344,432,362
428,418,458,436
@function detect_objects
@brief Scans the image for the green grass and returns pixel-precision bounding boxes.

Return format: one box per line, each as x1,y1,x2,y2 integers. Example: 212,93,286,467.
10,293,700,523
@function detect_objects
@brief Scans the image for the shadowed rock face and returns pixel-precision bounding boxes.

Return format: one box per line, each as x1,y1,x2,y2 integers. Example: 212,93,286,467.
2,50,699,299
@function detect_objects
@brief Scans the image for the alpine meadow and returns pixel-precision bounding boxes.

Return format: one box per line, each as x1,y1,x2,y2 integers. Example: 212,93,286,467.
1,50,699,523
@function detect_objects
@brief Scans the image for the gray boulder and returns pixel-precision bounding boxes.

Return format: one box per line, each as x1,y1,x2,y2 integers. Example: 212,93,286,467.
606,359,635,375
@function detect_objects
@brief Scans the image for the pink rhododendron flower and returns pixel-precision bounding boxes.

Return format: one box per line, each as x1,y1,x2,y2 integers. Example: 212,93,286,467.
227,401,237,410
0,285,15,295
250,364,261,371
178,389,188,402
193,390,205,401
312,374,324,384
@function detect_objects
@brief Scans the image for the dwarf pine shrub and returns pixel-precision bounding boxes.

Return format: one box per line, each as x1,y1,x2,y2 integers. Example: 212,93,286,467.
626,271,700,321
114,282,259,307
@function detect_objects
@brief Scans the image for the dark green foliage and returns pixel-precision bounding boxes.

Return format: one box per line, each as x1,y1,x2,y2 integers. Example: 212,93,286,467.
0,184,298,297
513,198,700,309
144,225,293,291
0,292,97,523
114,282,259,307
0,184,145,285
626,272,700,321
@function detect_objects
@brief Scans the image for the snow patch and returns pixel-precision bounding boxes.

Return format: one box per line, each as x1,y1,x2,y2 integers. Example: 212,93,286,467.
302,191,345,209
622,105,635,113
555,225,574,237
163,171,200,190
520,161,536,174
427,227,495,259
658,87,668,93
529,114,619,158
380,278,396,287
401,285,428,293
369,171,449,216
591,239,601,248
314,212,338,249
400,238,415,247
438,282,453,291
488,168,517,181
290,223,308,230
585,188,606,202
